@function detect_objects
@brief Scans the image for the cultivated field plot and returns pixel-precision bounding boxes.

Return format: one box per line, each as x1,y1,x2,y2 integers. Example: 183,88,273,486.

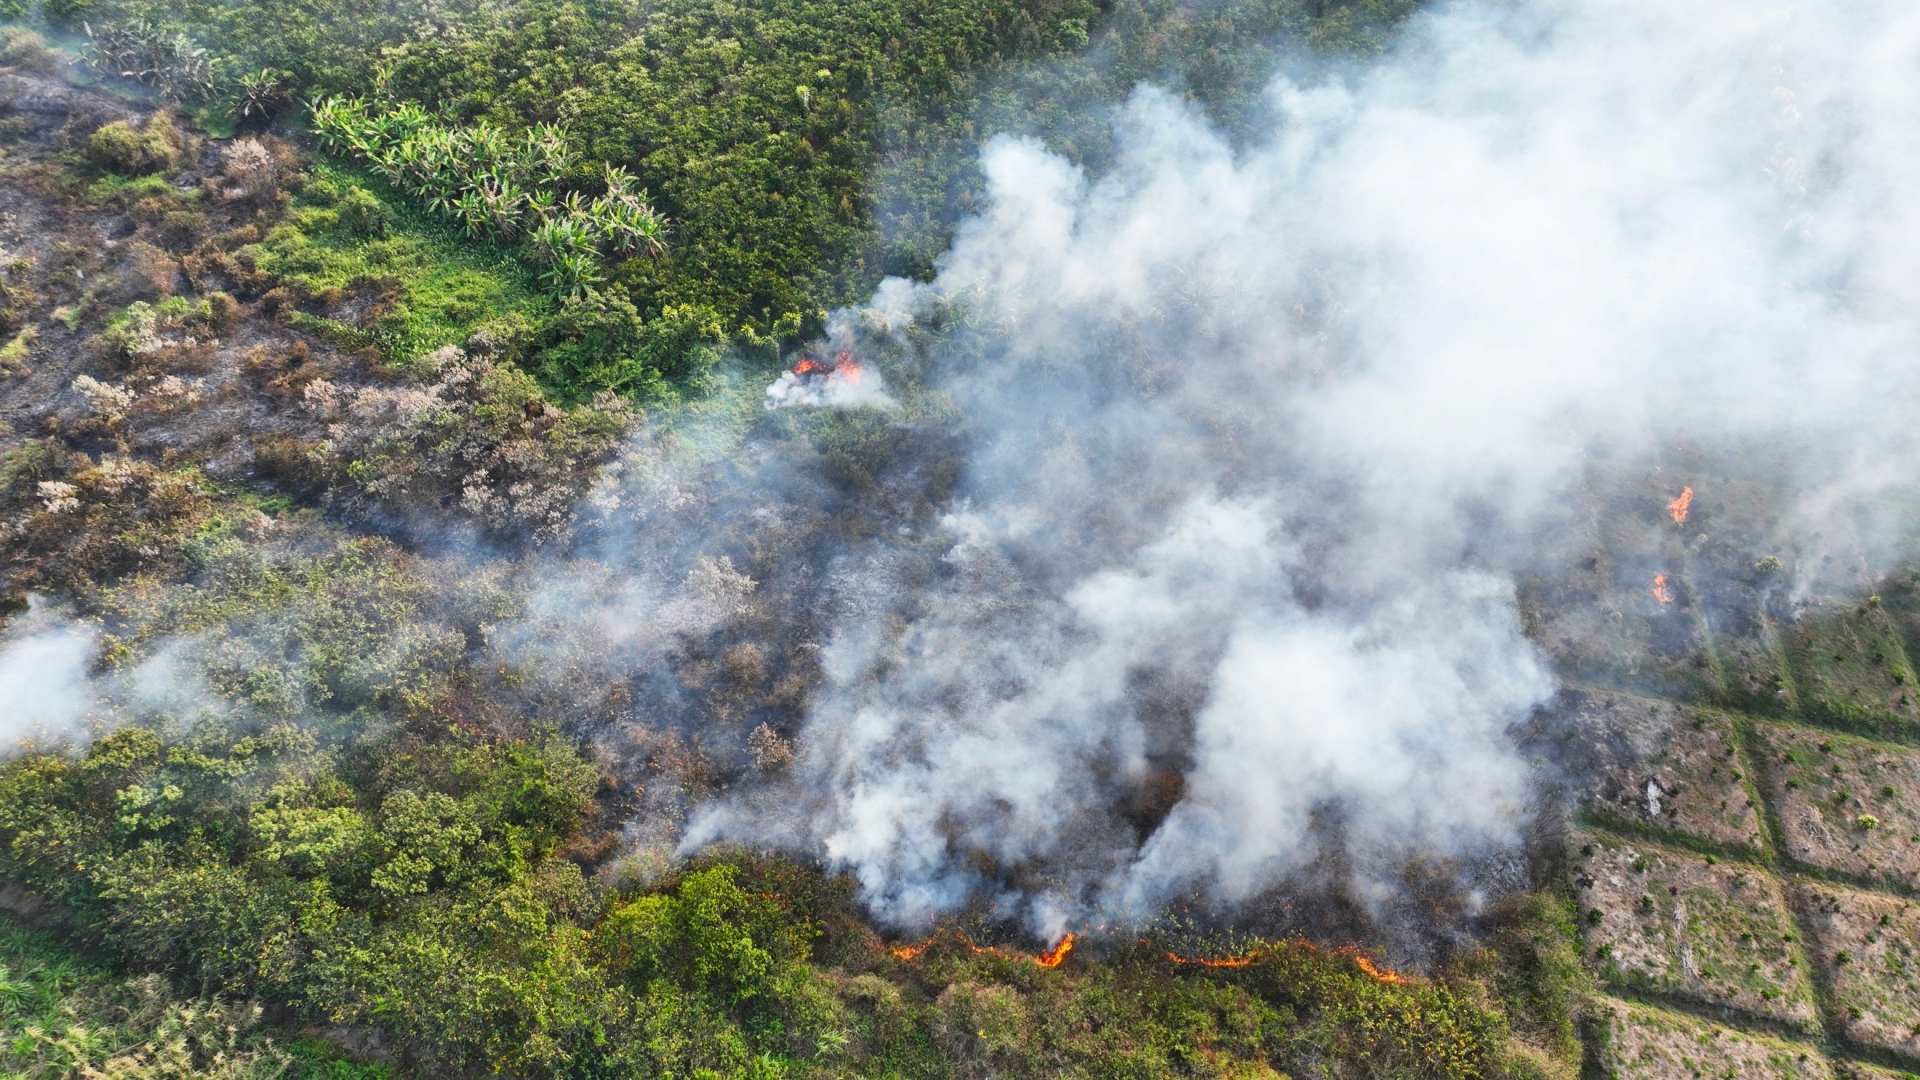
1788,600,1920,735
1750,721,1920,889
1573,833,1818,1029
1711,618,1801,716
1837,1063,1920,1080
1792,881,1920,1060
1527,571,1714,700
1589,996,1834,1080
1559,691,1764,850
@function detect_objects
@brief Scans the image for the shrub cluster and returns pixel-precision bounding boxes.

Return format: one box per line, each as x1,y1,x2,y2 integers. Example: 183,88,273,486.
310,97,667,297
85,113,186,176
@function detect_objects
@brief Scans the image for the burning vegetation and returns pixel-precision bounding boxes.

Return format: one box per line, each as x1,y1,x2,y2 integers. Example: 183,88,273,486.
4,0,1920,1076
1668,485,1694,524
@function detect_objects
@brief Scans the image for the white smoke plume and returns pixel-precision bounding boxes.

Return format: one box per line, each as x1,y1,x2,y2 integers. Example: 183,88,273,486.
675,0,1920,938
0,600,242,753
763,356,894,411
0,597,100,748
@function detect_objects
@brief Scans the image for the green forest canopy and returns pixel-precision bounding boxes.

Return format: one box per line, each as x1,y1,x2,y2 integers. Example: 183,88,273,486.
36,0,1414,399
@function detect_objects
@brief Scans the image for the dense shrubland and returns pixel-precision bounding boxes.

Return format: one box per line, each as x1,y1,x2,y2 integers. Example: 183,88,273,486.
0,913,394,1080
0,2,1599,1078
40,0,1415,398
0,713,1578,1077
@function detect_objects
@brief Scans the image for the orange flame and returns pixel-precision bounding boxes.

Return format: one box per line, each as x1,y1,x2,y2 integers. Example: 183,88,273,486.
1652,574,1674,603
1668,486,1693,524
886,930,1075,968
1350,953,1411,985
791,350,864,384
1163,941,1412,984
1167,950,1256,968
1036,934,1075,968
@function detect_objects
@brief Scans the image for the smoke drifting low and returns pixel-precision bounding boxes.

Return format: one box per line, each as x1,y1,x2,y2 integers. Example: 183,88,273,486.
0,599,98,747
675,0,1920,935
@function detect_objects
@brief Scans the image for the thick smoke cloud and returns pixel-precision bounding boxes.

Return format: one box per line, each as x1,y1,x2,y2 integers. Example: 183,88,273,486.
0,598,98,746
680,0,1920,935
0,600,235,752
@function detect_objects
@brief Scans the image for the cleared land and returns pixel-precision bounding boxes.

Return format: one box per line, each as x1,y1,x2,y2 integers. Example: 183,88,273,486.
1752,721,1920,890
1792,881,1920,1059
1573,832,1818,1031
1562,691,1764,850
1589,996,1835,1080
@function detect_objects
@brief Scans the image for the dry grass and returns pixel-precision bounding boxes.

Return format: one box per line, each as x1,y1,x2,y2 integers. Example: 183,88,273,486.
1752,721,1920,890
1573,832,1818,1030
1588,996,1834,1080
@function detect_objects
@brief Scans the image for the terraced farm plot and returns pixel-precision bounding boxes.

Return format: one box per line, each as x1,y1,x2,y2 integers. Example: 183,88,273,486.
1788,600,1920,735
1561,692,1763,849
1792,881,1920,1060
1836,1062,1920,1080
1574,833,1818,1029
1711,618,1801,715
1751,722,1920,889
1527,564,1717,700
1588,996,1833,1080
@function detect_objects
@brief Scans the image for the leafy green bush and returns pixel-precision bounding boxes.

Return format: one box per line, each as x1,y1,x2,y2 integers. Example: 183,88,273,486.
0,27,61,70
532,292,722,400
86,115,187,176
0,913,398,1080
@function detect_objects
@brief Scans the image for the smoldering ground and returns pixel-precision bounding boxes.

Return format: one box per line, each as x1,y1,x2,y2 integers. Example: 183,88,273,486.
10,0,1920,963
630,0,1920,945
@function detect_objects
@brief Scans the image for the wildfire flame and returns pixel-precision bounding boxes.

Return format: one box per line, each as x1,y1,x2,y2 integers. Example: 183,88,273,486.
1350,953,1412,985
1652,574,1674,603
1668,486,1694,524
1162,941,1410,985
886,930,1074,968
886,941,930,960
790,350,864,385
1166,950,1255,968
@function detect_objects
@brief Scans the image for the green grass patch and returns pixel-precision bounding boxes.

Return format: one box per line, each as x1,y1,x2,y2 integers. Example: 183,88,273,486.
245,161,546,367
0,912,398,1080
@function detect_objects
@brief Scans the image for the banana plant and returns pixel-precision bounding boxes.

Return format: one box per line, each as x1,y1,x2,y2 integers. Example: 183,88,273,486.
452,191,491,239
539,250,604,298
531,215,596,263
233,68,294,124
525,123,574,187
302,98,670,297
81,20,217,101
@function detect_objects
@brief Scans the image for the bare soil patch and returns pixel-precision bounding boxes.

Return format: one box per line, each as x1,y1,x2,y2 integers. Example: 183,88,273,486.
1574,832,1818,1030
1588,995,1832,1080
1752,721,1920,891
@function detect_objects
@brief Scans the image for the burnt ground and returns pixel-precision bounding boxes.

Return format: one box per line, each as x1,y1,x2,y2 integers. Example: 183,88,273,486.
9,50,1920,1080
1530,457,1920,1076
